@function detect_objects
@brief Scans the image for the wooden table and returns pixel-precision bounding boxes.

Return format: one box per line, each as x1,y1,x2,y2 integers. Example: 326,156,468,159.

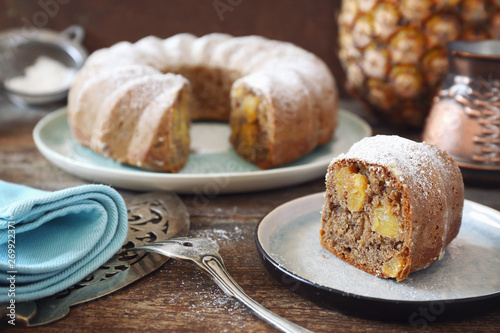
1,96,499,332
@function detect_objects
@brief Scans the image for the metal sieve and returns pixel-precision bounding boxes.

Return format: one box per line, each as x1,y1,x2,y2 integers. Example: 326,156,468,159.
0,25,87,106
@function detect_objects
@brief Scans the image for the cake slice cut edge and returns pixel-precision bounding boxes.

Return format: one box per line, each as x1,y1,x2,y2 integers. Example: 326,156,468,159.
319,135,464,282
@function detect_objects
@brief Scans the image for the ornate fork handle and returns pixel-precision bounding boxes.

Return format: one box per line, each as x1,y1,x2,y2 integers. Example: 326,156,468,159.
194,254,313,333
132,238,313,333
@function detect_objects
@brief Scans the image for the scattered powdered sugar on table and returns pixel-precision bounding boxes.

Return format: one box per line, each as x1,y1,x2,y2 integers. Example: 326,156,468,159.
5,56,76,94
190,225,245,243
157,255,249,331
150,225,250,330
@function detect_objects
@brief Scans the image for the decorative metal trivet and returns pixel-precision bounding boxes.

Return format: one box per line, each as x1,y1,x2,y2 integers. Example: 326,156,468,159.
13,192,190,327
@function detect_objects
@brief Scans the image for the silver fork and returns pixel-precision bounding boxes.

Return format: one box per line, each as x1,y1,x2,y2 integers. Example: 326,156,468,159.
131,237,313,333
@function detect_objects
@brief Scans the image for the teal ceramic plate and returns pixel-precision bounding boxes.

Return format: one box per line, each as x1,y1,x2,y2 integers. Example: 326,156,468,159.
33,108,371,194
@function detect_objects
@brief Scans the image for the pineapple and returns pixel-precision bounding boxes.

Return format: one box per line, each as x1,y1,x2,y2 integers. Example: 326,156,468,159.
338,0,500,128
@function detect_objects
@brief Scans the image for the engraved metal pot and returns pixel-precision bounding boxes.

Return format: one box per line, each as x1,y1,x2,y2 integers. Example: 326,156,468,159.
423,40,500,185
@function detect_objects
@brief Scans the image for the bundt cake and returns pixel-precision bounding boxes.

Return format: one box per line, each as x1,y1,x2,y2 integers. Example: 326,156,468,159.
320,135,464,281
67,33,338,172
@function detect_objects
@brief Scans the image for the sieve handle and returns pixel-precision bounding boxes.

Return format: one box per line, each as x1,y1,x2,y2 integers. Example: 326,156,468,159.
60,25,85,44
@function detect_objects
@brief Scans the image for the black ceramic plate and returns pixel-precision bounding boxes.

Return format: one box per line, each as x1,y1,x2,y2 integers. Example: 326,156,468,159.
255,193,500,322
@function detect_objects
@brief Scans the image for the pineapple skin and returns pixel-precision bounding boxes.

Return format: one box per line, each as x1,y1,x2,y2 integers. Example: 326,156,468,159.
338,0,500,128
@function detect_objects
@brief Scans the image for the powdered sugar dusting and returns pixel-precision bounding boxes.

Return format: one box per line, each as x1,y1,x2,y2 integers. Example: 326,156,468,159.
235,63,310,113
190,33,232,65
134,36,167,67
161,33,197,69
190,225,245,244
156,261,248,332
330,135,444,199
72,32,334,112
152,225,249,330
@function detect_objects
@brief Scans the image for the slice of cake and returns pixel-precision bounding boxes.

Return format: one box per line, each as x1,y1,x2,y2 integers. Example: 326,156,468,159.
320,135,464,281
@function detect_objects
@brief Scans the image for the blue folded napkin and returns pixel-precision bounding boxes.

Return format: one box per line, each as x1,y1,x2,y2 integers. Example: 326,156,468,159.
0,180,128,303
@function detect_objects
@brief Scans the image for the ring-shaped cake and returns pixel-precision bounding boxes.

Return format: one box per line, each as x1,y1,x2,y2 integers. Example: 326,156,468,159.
67,33,338,172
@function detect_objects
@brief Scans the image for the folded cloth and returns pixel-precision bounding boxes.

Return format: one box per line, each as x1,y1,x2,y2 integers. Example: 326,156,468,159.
0,181,128,303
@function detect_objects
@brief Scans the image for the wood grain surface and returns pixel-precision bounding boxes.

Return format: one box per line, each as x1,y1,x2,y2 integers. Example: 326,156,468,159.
1,1,500,331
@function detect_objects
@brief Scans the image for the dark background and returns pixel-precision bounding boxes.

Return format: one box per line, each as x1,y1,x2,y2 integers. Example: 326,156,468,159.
0,0,347,97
